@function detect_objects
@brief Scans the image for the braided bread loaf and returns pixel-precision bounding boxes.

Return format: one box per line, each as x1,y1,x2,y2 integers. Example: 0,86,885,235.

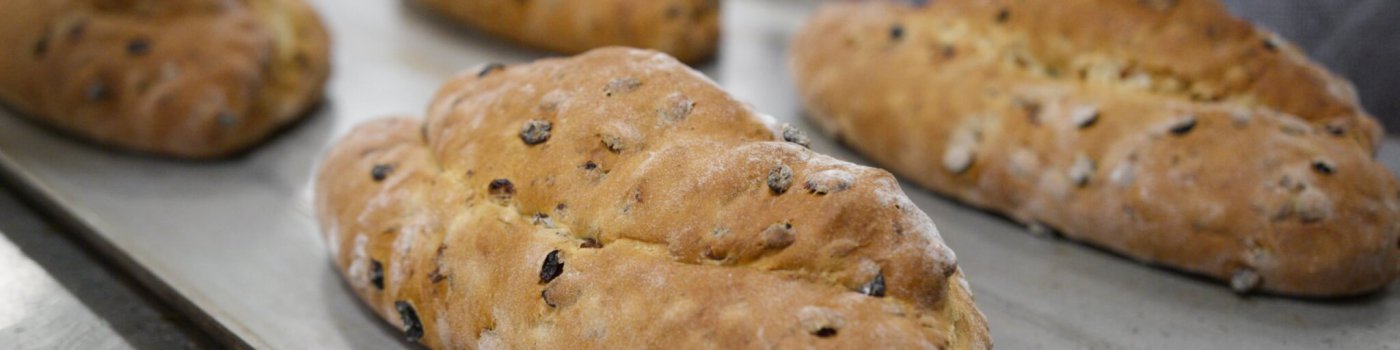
0,0,329,158
791,0,1400,296
315,48,990,348
415,0,720,64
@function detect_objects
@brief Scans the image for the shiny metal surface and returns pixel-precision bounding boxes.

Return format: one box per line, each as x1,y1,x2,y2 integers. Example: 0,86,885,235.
0,186,208,350
0,230,132,350
0,0,1395,348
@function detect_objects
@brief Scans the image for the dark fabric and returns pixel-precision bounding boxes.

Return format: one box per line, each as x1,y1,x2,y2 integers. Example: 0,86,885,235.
1222,0,1400,132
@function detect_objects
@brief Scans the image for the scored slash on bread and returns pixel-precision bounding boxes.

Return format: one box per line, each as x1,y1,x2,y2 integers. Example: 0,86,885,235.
413,0,721,64
0,0,330,158
791,0,1400,296
315,48,990,349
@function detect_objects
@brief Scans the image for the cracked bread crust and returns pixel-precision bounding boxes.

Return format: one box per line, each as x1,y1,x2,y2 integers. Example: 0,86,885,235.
0,0,330,158
315,48,990,349
415,0,720,64
791,0,1400,296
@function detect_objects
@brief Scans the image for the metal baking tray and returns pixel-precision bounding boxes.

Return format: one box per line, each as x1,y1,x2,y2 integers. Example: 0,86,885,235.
0,0,1394,348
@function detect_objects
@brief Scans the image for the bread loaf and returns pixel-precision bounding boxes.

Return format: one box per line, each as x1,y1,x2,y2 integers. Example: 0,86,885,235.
416,0,719,64
315,48,989,348
791,0,1400,296
0,0,330,158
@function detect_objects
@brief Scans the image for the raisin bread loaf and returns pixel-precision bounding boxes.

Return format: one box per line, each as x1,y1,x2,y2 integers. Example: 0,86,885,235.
315,48,990,348
415,0,719,64
791,0,1400,296
0,0,329,158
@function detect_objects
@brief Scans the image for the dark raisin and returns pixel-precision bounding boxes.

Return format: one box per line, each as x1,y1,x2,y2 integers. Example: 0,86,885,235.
294,52,311,68
1324,121,1346,136
782,124,811,148
394,301,424,343
519,119,552,145
942,45,957,59
33,35,49,57
217,112,238,127
1262,39,1278,52
1012,54,1030,68
428,245,448,284
67,20,87,41
488,179,515,200
370,259,385,290
539,250,564,284
1170,117,1197,135
995,8,1010,23
858,272,886,297
1204,25,1221,39
126,38,150,56
583,161,598,170
889,24,904,40
372,164,393,182
768,165,794,194
85,81,109,102
478,62,504,77
531,213,554,228
815,327,837,337
1312,160,1334,175
580,238,602,249
1019,100,1042,125
428,268,446,284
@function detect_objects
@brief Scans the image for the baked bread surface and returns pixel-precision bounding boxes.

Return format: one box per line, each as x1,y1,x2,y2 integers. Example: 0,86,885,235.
416,0,720,64
315,48,990,348
0,0,330,158
791,0,1400,296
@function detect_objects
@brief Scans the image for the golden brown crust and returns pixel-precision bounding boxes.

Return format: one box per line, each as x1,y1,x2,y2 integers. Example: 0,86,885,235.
0,0,330,158
416,0,720,64
315,48,989,349
791,0,1400,296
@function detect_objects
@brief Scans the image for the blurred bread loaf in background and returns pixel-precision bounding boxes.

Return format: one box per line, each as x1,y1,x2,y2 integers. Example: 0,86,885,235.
0,0,330,158
791,0,1400,297
416,0,721,64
